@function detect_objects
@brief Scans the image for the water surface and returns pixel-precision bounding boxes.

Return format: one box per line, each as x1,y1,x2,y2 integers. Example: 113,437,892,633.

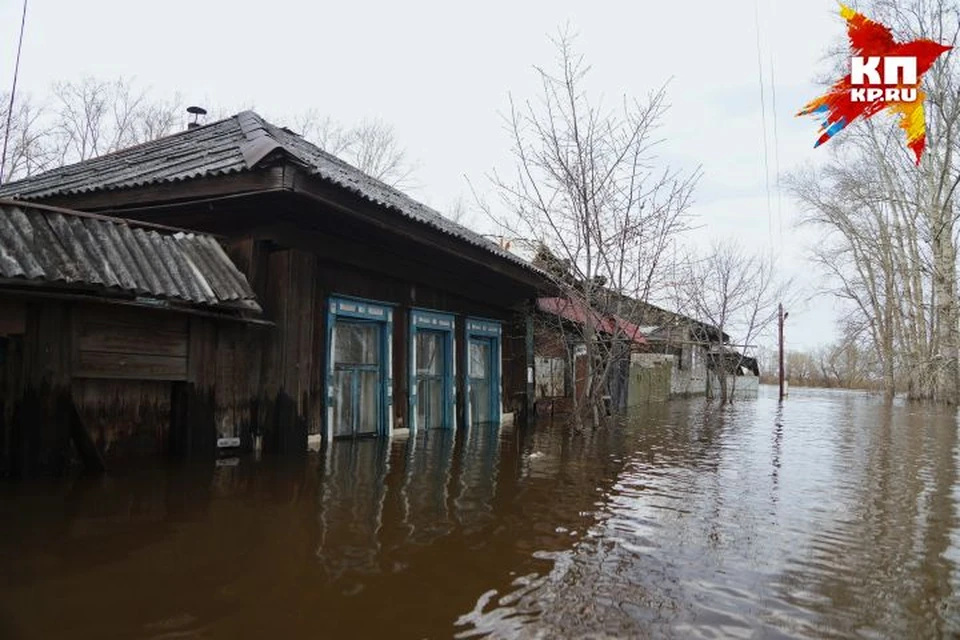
1,386,958,638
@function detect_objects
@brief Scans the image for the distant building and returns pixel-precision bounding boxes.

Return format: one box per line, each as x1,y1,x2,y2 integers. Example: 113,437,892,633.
615,299,758,399
531,296,647,413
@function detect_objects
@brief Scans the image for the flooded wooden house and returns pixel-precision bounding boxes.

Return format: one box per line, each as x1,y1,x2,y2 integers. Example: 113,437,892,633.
532,296,646,412
0,112,546,465
0,200,263,476
626,301,731,397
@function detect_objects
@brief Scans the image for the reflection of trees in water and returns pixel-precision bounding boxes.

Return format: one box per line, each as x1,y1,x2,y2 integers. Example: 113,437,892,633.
772,400,960,637
398,429,456,546
315,438,391,580
454,424,502,534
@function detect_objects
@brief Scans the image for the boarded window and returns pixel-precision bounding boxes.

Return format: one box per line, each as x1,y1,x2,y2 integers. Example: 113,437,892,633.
73,306,189,381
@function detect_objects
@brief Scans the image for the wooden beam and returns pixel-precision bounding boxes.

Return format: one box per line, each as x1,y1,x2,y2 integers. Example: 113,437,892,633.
36,168,288,212
0,286,274,326
289,170,548,291
260,214,533,312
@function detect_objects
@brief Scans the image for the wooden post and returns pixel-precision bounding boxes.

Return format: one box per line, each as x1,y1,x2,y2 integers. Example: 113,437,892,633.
525,312,535,424
778,303,785,402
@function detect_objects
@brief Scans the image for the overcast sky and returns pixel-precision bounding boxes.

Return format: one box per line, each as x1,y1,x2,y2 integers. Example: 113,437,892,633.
0,0,852,350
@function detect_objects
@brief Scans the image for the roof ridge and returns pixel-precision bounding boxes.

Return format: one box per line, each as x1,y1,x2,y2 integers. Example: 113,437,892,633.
235,110,289,169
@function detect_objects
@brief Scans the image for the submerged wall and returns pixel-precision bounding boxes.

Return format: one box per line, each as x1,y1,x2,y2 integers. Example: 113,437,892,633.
706,372,759,400
627,355,672,406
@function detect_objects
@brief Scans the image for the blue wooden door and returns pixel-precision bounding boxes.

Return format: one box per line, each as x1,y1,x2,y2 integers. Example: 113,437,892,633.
332,320,382,437
415,330,447,430
468,336,496,427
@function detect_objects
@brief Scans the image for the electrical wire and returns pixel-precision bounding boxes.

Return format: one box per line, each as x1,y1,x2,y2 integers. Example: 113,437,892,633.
1,0,29,185
768,5,784,260
755,0,774,249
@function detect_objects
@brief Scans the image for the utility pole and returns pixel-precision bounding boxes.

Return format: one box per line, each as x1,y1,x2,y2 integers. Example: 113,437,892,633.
778,303,788,401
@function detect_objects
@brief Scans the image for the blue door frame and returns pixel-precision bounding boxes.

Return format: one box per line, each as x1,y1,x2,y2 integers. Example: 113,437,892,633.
465,318,502,427
326,296,394,442
409,309,456,433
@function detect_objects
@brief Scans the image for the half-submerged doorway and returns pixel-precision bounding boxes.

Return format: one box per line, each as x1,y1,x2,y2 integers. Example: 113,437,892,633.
326,297,394,440
409,310,455,433
466,318,502,428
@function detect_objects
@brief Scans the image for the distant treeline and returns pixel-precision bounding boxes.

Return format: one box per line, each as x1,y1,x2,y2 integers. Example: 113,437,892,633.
755,341,885,392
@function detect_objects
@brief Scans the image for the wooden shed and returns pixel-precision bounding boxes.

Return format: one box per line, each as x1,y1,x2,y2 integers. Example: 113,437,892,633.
0,112,548,460
0,200,264,476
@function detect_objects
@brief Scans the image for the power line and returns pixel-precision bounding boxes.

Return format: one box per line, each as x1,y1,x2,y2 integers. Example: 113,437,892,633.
768,5,783,259
1,0,29,185
754,0,774,249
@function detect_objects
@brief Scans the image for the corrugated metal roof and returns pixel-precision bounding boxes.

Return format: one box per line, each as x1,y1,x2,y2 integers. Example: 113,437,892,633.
0,200,260,312
536,297,646,345
0,111,541,275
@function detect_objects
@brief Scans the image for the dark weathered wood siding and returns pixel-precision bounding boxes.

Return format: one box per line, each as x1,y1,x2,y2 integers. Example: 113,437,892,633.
1,186,542,474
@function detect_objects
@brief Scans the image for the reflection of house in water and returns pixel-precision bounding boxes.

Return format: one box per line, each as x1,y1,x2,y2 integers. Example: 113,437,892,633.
454,424,502,534
315,438,391,579
398,430,456,546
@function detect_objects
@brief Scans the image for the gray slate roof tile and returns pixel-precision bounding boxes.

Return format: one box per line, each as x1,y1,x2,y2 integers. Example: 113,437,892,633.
0,200,261,312
0,111,538,274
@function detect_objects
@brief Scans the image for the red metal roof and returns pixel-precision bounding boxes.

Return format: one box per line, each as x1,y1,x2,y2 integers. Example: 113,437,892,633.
536,297,646,345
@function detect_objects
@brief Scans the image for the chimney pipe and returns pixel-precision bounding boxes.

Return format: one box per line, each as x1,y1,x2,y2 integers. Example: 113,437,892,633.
186,105,207,130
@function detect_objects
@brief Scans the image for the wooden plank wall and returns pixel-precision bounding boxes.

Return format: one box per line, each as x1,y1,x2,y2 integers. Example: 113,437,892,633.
215,323,264,445
0,299,25,335
0,299,26,476
72,307,189,381
19,301,72,474
502,315,531,417
259,249,317,453
70,305,188,461
72,379,172,459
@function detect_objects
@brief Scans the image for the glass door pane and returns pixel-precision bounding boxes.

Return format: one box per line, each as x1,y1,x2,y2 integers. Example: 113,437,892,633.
416,331,442,376
356,370,380,435
336,322,380,365
469,339,493,427
416,331,445,430
417,378,444,430
333,320,382,437
333,369,354,437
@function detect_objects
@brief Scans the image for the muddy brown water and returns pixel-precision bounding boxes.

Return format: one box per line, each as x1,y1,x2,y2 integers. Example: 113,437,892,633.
1,386,959,639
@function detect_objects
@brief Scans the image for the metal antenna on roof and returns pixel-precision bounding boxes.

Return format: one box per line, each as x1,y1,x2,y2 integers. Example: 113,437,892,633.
186,106,207,130
0,0,29,185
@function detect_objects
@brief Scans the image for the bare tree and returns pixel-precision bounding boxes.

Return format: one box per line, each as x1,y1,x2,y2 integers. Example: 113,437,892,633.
486,30,699,423
50,77,184,164
288,110,417,189
0,92,54,182
674,240,783,404
790,0,960,403
1,78,417,194
444,195,481,227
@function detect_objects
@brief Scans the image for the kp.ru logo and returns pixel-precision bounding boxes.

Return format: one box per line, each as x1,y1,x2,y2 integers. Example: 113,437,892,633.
797,4,952,164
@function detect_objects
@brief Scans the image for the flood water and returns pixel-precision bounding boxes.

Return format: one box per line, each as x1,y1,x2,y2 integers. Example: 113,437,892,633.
2,386,960,639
